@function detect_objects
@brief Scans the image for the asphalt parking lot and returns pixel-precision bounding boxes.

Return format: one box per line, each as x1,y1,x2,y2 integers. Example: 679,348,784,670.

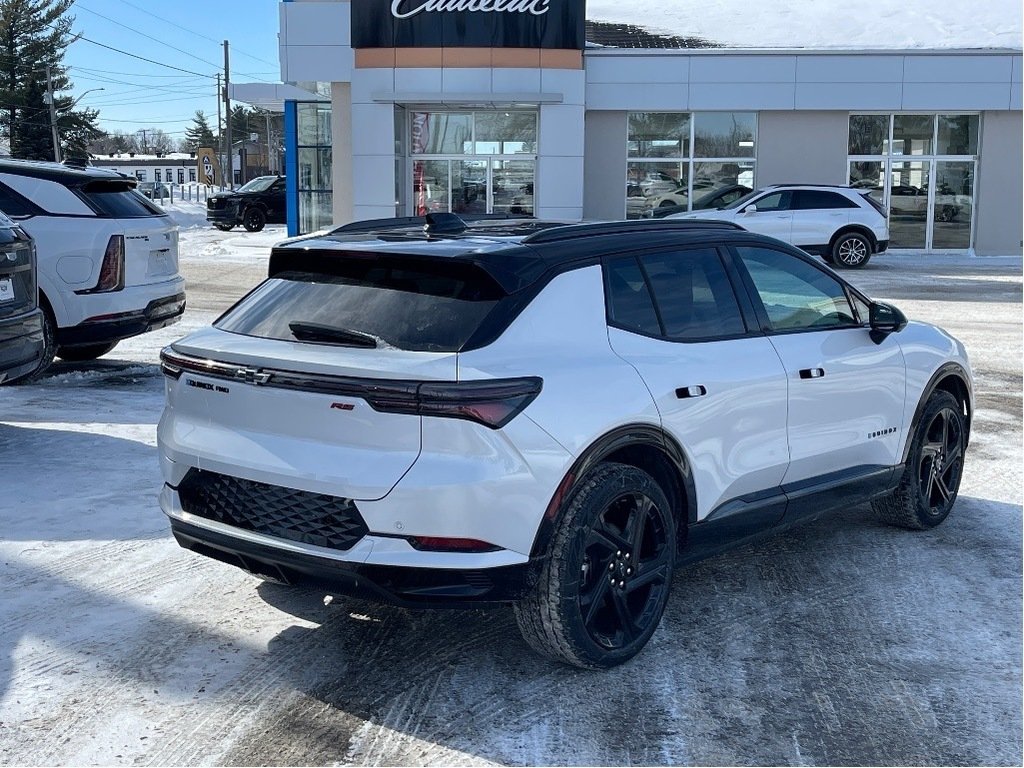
1,225,1021,766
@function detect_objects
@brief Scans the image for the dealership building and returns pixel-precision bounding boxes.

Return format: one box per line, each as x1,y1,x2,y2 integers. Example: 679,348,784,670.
251,0,1022,254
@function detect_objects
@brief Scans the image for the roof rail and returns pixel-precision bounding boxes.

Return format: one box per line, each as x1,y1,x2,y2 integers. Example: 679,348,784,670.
522,219,743,245
330,212,529,235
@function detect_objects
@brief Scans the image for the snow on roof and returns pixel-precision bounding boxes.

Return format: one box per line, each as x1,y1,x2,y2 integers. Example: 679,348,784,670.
92,153,194,161
586,0,1023,50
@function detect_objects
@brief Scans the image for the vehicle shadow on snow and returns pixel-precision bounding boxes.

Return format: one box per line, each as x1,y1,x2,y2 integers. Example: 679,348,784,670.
0,495,1019,765
225,495,1022,767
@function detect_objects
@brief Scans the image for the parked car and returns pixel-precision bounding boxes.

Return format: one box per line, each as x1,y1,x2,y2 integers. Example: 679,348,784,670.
643,184,753,218
158,214,972,669
136,181,168,201
206,176,286,232
636,170,679,197
0,209,44,384
0,159,185,374
668,184,889,268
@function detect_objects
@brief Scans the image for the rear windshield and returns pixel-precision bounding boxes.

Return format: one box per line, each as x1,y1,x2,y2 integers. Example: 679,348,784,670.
215,263,505,353
78,180,165,218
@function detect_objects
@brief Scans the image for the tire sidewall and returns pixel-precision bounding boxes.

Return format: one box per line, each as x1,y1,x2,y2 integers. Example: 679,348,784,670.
832,233,872,269
550,465,676,668
905,391,965,528
243,207,266,232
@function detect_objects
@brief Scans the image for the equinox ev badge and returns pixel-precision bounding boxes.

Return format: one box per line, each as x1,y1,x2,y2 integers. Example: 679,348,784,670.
234,367,272,385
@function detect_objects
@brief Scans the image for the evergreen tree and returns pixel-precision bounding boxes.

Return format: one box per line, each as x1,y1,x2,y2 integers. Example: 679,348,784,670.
184,110,215,151
0,0,100,161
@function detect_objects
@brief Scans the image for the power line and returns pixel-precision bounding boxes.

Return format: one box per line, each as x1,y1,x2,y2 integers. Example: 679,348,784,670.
76,3,224,72
109,0,280,69
70,65,213,79
56,25,218,79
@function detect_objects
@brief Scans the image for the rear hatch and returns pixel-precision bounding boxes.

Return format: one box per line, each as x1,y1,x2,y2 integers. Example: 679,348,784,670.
77,179,180,287
0,221,36,321
162,254,509,500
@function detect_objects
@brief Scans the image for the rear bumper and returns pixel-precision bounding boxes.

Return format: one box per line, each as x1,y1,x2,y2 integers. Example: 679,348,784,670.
0,308,43,382
167,514,541,609
876,239,889,253
57,292,186,347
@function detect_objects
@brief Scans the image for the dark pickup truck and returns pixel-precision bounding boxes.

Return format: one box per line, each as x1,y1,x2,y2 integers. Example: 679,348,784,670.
207,176,286,233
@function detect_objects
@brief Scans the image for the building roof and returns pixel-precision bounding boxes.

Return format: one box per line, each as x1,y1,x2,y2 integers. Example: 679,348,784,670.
585,20,718,49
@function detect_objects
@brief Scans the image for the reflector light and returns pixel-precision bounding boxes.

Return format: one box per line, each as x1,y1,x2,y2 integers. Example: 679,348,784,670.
409,536,501,553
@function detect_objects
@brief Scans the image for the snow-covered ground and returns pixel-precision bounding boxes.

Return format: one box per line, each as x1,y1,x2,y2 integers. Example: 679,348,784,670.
0,215,1020,765
587,0,1023,49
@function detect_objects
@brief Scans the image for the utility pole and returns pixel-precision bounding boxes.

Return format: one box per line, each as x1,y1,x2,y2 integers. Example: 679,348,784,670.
138,128,149,154
46,66,60,162
215,72,222,183
223,40,233,190
265,110,273,174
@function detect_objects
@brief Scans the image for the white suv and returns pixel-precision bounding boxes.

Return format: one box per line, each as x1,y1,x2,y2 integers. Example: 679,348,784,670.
157,216,971,668
0,159,185,375
667,185,889,269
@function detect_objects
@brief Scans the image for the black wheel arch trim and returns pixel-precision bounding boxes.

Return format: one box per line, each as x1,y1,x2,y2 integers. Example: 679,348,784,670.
901,362,973,464
529,423,697,558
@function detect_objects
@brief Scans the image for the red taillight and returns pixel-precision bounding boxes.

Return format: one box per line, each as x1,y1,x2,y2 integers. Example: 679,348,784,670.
94,235,125,292
408,536,501,553
365,377,543,430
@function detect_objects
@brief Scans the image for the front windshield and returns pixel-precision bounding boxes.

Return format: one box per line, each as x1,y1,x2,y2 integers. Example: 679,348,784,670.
719,189,763,210
237,177,277,193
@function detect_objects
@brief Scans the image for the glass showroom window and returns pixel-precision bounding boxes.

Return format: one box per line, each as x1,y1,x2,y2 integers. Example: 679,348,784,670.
849,114,979,250
296,102,333,234
627,112,756,219
409,111,536,216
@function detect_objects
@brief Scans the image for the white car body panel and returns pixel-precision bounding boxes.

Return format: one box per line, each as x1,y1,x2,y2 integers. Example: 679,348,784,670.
0,167,184,333
768,327,907,484
608,328,791,520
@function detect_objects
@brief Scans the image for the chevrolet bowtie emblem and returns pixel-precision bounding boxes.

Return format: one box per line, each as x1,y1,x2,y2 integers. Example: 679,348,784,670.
234,367,271,385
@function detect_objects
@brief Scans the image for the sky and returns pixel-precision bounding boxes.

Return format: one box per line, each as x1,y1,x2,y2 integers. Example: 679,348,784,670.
63,0,1022,141
63,0,280,140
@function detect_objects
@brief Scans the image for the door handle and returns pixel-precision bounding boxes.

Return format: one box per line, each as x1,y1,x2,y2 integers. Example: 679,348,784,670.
799,368,825,379
675,385,707,399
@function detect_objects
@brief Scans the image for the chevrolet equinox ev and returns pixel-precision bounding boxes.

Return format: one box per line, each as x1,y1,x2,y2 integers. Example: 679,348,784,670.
157,215,972,668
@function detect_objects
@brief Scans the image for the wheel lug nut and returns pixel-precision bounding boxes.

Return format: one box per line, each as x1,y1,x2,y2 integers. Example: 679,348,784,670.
625,553,631,560
616,550,621,557
609,562,615,571
627,567,633,575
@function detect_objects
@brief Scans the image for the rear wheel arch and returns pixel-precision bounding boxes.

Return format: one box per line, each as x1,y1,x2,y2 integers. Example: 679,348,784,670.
530,424,696,558
829,224,878,251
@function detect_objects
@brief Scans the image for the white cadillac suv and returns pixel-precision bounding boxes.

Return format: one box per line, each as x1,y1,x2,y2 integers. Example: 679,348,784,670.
667,184,889,269
0,159,185,376
157,215,972,668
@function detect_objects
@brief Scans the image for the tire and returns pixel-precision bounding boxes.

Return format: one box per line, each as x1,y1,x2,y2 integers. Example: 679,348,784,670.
242,207,266,233
57,342,118,362
822,252,836,265
872,391,966,530
514,462,677,669
11,300,57,383
214,223,234,232
831,232,872,269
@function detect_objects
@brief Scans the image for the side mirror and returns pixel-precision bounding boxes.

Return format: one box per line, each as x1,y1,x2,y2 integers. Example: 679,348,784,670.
869,301,908,342
742,204,757,214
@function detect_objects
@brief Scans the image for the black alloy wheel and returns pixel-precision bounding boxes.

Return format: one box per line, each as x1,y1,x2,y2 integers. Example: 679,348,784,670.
578,491,674,652
242,207,267,233
514,463,677,668
873,390,966,529
917,404,965,519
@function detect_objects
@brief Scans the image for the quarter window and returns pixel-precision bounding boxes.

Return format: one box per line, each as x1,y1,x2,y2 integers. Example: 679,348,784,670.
606,257,661,336
735,246,857,331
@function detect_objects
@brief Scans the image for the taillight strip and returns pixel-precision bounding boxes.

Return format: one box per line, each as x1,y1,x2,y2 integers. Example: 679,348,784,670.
159,348,542,429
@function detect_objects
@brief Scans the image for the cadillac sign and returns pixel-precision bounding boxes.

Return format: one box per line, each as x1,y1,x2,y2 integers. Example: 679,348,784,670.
351,0,585,49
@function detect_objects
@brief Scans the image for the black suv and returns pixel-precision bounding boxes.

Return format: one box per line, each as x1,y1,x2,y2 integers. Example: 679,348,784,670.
207,176,286,233
0,210,43,384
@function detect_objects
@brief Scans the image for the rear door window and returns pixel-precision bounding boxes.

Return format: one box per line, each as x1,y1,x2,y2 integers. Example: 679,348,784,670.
606,248,748,341
215,261,506,353
78,180,165,218
794,190,858,210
